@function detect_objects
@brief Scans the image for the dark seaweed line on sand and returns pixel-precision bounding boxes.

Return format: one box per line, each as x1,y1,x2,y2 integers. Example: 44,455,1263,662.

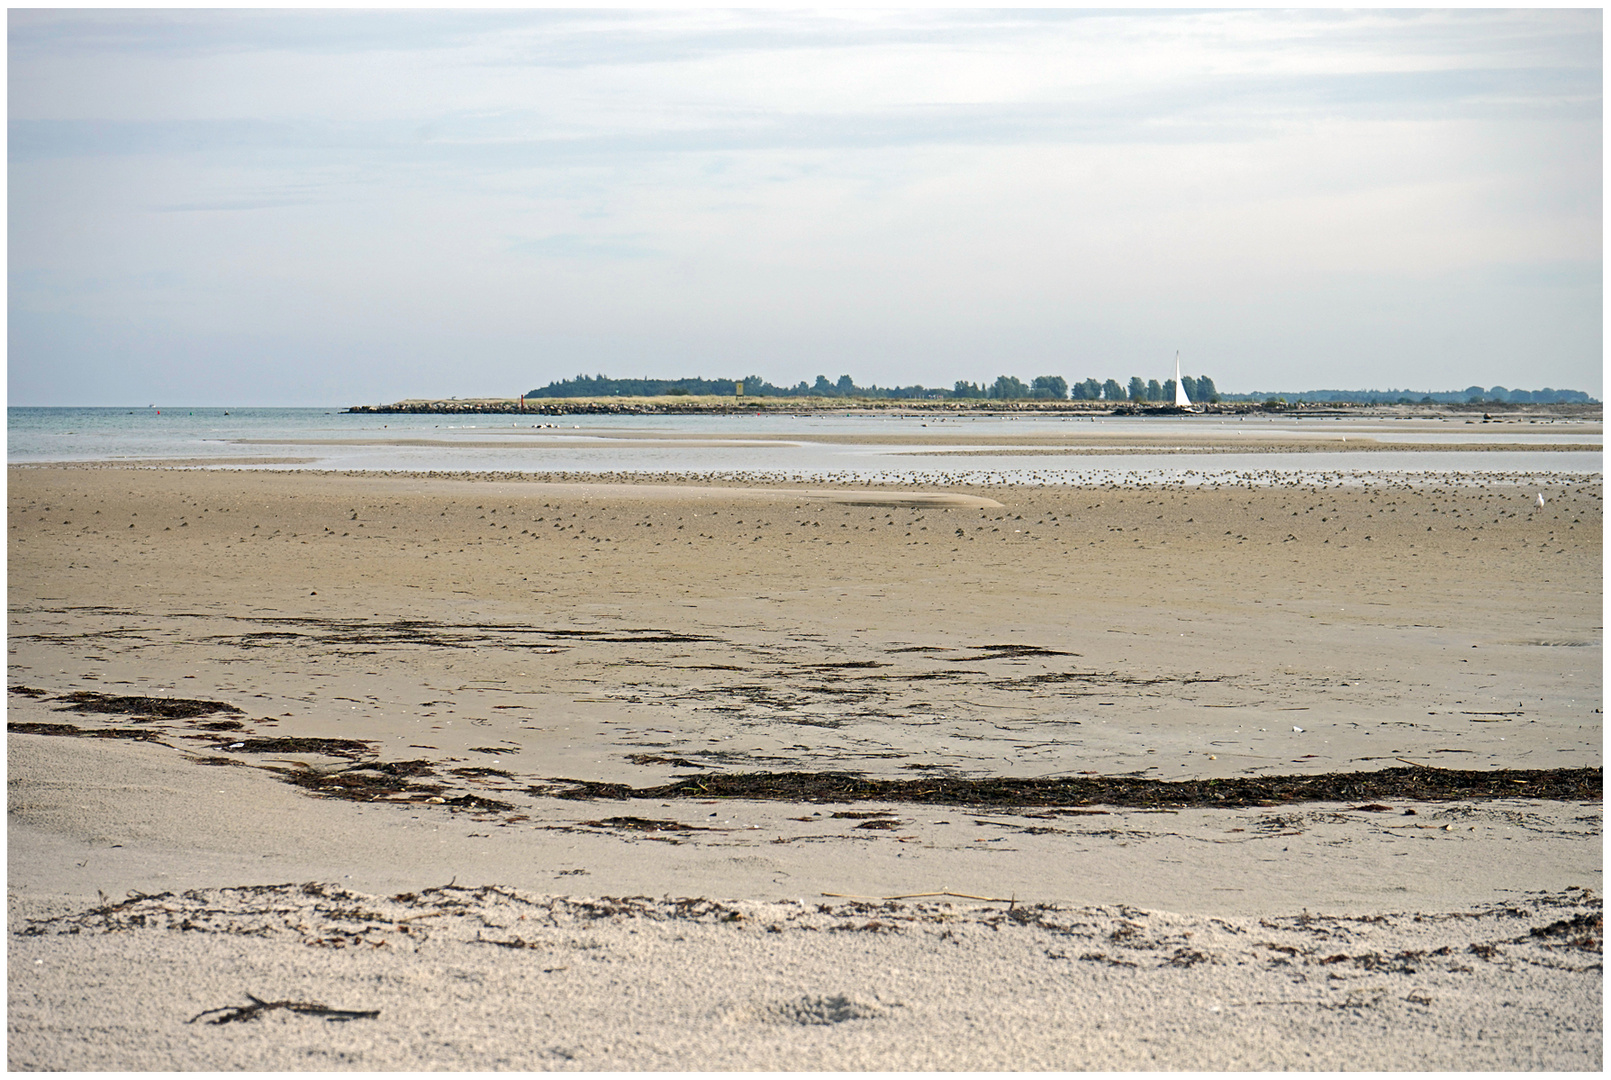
544,767,1602,809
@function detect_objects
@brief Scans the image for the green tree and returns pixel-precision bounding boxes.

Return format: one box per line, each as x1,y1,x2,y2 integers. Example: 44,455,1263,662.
1031,375,1068,400
1128,376,1147,402
991,375,1029,399
1101,379,1125,402
1146,378,1162,401
953,380,986,399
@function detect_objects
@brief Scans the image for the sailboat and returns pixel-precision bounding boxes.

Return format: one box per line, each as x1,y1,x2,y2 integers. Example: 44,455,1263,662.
1173,351,1195,410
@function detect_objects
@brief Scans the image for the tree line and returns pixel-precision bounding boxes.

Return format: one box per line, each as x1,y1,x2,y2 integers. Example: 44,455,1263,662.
525,373,1594,405
949,375,1219,402
1218,385,1596,405
526,372,1219,401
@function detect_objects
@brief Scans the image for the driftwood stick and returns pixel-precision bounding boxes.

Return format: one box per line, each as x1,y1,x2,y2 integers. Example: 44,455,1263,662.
187,993,380,1025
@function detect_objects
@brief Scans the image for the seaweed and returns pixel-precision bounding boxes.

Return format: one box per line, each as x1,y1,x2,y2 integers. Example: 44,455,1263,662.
264,764,513,812
368,759,437,777
7,721,168,743
626,753,705,768
52,691,243,721
219,736,374,758
187,616,719,651
1523,912,1602,952
273,767,423,799
958,644,1077,660
544,766,1601,808
442,793,519,812
267,759,448,803
577,816,704,832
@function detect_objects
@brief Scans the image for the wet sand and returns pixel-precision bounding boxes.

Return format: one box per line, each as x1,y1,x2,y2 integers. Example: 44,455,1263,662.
7,463,1603,1069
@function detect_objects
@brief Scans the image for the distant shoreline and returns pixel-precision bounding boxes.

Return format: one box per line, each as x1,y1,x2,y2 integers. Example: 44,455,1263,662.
345,396,1603,419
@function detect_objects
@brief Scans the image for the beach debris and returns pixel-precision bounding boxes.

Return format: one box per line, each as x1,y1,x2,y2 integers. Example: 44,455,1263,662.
51,691,243,721
8,721,168,743
626,753,706,768
541,766,1601,809
576,816,706,832
1526,911,1602,952
187,993,379,1025
472,932,548,950
219,736,373,758
440,792,521,812
263,758,447,801
822,890,1016,903
451,766,516,779
1252,813,1307,835
196,748,513,812
951,643,1078,661
21,881,1600,996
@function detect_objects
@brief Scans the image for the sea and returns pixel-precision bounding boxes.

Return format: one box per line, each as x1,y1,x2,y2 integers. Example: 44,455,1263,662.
6,406,1601,488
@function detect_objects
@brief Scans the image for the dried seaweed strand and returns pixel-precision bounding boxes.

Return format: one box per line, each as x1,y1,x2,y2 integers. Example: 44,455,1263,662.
821,890,1015,903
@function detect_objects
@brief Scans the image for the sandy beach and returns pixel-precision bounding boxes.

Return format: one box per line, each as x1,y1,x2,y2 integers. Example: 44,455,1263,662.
11,4,1605,1067
7,461,1602,1070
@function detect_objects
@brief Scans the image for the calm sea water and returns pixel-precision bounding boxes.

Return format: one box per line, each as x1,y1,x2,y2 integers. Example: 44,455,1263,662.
7,406,1600,486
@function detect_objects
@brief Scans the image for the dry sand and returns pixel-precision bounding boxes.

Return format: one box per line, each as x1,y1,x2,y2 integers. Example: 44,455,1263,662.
6,463,1603,1070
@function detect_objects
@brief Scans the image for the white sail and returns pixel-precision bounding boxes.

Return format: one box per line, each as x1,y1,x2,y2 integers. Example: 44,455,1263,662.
1173,351,1192,408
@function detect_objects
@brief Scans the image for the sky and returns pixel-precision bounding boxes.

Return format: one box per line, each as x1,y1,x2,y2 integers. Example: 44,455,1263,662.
7,7,1603,406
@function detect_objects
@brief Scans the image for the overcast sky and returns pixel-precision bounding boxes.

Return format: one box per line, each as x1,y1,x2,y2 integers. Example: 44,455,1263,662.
8,7,1602,406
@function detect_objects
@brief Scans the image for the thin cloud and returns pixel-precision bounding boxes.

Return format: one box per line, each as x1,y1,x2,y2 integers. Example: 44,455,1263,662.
506,233,661,261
